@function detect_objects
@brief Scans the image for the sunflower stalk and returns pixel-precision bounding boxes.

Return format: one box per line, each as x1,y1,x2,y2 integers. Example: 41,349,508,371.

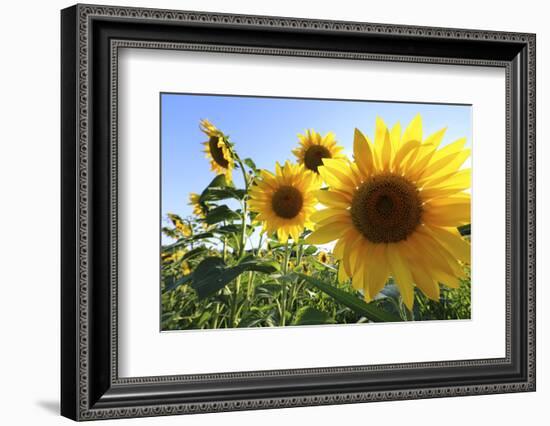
234,151,250,260
280,240,293,326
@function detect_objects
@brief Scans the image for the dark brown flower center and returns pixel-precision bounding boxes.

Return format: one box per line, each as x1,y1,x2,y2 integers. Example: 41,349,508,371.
350,174,423,243
304,145,331,173
208,136,229,168
271,185,303,219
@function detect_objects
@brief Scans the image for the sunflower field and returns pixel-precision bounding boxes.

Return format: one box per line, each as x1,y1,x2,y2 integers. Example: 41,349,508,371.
161,115,471,330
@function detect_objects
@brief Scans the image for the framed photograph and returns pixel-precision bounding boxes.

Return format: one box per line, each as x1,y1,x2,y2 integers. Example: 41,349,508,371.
61,4,536,421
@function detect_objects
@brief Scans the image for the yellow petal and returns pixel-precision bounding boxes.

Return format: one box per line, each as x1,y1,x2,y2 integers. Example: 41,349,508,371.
374,117,389,167
392,140,421,174
416,228,464,277
343,233,363,276
408,232,455,278
430,137,467,163
315,190,351,208
426,226,470,264
381,129,392,171
421,148,468,180
387,244,415,310
310,208,348,223
407,145,437,180
390,122,402,154
315,214,352,228
364,243,389,299
403,143,434,176
348,238,366,274
423,127,447,150
305,221,350,244
351,260,365,291
433,270,461,289
411,266,440,301
402,113,422,144
353,128,375,178
423,202,471,226
338,261,349,283
419,166,469,189
275,162,283,177
277,227,289,243
419,186,468,201
320,160,356,192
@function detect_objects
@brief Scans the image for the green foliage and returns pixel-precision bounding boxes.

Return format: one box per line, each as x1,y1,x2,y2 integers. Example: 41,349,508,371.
292,307,334,326
298,274,402,323
160,136,472,330
204,205,241,225
191,256,278,299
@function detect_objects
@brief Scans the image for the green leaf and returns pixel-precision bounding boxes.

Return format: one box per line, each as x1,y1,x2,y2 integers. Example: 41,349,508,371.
256,283,282,296
206,174,229,189
161,226,179,239
243,158,257,171
292,307,334,326
163,273,193,293
213,224,241,235
192,257,278,299
237,256,280,273
197,311,212,327
162,232,214,250
297,274,402,323
198,175,233,204
205,205,240,225
166,246,207,268
201,187,246,203
303,246,318,256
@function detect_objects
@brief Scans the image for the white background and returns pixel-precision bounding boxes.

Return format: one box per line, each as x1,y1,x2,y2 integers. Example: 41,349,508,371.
119,49,505,377
0,0,546,425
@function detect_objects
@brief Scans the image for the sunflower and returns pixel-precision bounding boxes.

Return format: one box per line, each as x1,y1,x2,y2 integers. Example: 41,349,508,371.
162,248,186,265
292,129,345,174
181,261,191,276
167,213,192,237
200,119,234,182
306,114,471,310
188,192,205,219
317,251,330,264
249,161,320,242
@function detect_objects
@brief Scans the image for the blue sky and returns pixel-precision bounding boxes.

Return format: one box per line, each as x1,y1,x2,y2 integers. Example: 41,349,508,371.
161,93,471,237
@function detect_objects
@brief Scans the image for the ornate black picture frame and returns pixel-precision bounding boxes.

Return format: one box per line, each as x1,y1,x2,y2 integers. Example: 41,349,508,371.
61,4,536,421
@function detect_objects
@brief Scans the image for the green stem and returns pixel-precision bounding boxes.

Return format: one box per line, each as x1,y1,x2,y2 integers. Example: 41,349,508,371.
231,276,241,327
246,271,254,302
256,232,264,256
238,204,247,259
398,298,414,321
288,240,304,316
235,155,250,260
187,219,195,250
280,241,292,326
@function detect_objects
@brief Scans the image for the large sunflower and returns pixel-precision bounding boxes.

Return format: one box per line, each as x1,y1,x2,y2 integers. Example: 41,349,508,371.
200,119,234,182
306,114,471,310
292,129,345,174
249,161,320,242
